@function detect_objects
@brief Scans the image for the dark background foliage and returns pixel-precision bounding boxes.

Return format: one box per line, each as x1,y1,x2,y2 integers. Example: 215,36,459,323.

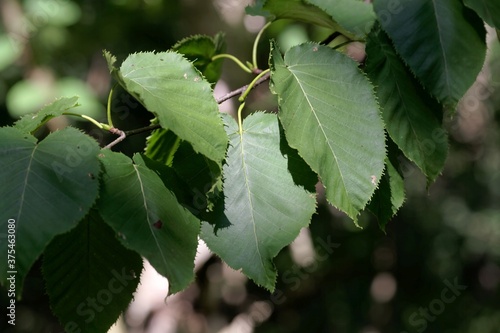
1,1,499,332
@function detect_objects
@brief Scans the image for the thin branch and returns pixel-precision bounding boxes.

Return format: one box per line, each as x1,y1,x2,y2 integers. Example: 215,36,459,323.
104,72,271,149
216,71,270,104
103,128,126,149
124,124,161,136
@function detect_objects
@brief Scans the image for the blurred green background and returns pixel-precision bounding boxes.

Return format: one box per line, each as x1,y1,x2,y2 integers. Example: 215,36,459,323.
1,1,499,332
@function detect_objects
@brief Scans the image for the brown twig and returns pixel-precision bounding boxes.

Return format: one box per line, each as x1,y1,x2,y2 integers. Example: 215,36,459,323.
216,71,270,104
103,128,126,149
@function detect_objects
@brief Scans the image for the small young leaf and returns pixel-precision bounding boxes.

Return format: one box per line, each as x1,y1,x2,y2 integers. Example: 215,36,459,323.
374,0,486,108
270,42,385,222
365,28,448,183
201,113,317,291
118,51,228,164
172,33,227,84
97,151,200,294
0,127,100,295
14,96,79,134
42,210,143,333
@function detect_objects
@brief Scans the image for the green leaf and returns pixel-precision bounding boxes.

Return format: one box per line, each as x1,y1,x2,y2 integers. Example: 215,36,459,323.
0,127,100,294
367,140,405,231
144,128,181,166
201,113,317,290
97,151,200,294
246,0,343,32
270,42,386,222
103,50,127,88
365,28,448,183
305,0,376,38
145,128,222,215
14,96,80,134
172,33,227,85
374,0,486,108
464,0,500,29
42,211,143,333
118,51,228,164
171,141,222,213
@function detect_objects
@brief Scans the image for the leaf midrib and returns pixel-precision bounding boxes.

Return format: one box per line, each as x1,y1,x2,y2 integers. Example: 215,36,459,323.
134,165,168,268
17,145,36,223
431,0,452,100
238,131,267,275
287,66,351,209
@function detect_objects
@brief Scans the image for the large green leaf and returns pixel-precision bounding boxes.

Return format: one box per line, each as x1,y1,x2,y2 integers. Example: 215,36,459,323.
42,211,143,333
172,33,226,85
0,127,100,294
374,0,486,108
97,151,200,294
365,28,448,183
107,51,228,164
14,96,79,134
305,0,376,38
464,0,500,29
201,113,317,290
270,42,386,221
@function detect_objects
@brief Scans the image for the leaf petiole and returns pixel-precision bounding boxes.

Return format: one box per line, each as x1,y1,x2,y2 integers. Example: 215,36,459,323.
212,54,253,74
63,112,111,130
106,83,118,128
237,102,246,135
252,21,272,70
238,69,270,102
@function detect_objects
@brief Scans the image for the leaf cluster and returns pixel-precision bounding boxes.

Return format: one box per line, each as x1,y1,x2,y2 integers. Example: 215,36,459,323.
1,0,498,331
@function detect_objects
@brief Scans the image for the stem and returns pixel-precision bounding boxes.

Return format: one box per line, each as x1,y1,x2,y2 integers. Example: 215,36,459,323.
238,69,270,102
216,71,270,104
212,54,253,73
63,112,110,130
252,21,272,70
237,102,246,135
331,40,357,50
124,124,160,136
106,83,117,128
104,128,126,149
